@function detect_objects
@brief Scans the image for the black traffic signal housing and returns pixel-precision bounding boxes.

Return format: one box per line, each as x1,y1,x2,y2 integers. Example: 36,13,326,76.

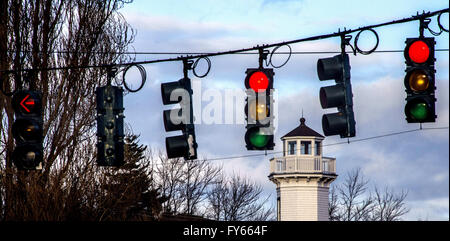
244,68,275,150
96,85,125,167
317,53,356,138
161,77,197,160
11,90,43,170
404,37,436,123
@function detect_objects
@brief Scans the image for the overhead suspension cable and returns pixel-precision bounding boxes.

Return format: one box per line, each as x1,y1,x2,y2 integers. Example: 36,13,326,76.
206,126,449,161
9,49,449,55
0,8,448,74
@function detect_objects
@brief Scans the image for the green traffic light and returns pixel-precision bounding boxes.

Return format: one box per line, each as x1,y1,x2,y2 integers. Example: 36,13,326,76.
249,130,269,148
407,102,429,120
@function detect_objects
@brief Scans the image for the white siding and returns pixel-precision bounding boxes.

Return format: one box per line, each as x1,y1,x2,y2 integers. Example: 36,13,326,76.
317,187,330,221
277,179,332,221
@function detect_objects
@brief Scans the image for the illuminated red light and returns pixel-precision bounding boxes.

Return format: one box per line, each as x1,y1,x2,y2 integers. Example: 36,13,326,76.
20,94,35,113
408,40,430,64
248,71,269,92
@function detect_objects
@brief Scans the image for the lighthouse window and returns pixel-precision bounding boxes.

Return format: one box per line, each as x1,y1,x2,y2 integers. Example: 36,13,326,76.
301,141,311,154
316,141,321,155
287,141,297,155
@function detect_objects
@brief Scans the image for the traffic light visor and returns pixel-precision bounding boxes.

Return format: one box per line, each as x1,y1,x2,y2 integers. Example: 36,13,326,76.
161,81,184,105
320,85,345,109
317,55,342,81
165,135,189,159
163,108,186,132
322,112,348,136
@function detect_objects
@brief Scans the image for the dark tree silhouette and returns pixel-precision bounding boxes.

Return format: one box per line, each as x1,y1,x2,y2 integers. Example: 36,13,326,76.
0,0,168,221
98,134,166,221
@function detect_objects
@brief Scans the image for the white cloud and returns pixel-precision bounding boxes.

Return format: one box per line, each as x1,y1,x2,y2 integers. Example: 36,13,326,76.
123,11,260,37
403,198,449,221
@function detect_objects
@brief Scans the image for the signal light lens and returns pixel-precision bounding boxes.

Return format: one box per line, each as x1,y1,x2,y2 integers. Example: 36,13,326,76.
12,144,43,170
322,112,348,137
248,100,269,121
247,128,270,148
408,69,430,92
406,100,429,121
12,92,42,115
12,119,41,142
319,85,345,109
408,40,430,64
248,71,269,92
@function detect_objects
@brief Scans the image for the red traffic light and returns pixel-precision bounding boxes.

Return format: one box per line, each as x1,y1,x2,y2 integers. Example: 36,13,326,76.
408,40,430,64
248,71,269,92
12,91,42,115
20,94,36,113
404,38,435,66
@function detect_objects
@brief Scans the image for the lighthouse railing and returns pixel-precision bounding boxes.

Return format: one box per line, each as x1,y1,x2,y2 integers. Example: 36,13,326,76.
270,156,335,175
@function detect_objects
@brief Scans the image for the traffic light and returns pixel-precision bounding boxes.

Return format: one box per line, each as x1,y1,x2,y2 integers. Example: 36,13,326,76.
244,68,275,150
11,90,43,170
404,37,436,123
161,77,197,160
96,85,124,167
317,53,356,138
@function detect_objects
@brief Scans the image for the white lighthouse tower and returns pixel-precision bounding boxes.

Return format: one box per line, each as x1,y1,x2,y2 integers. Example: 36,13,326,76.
269,117,337,221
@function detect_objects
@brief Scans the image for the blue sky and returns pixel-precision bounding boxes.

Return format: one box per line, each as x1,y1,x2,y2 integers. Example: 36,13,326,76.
118,0,449,220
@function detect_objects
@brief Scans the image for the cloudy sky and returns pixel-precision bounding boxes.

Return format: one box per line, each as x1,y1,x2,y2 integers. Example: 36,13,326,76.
117,0,449,220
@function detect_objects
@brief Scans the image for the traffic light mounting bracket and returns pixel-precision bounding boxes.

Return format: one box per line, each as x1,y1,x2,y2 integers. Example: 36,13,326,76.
183,58,194,79
258,48,270,69
418,16,431,38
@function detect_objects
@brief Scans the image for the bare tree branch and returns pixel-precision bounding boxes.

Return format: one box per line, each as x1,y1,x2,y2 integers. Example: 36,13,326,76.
329,168,409,221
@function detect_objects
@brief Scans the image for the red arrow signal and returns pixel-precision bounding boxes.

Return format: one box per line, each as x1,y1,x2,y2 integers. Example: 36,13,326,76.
20,94,35,113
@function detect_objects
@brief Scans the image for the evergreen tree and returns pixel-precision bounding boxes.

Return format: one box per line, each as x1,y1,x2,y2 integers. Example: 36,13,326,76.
99,134,166,221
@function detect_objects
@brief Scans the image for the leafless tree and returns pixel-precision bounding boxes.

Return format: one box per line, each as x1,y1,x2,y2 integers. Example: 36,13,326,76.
149,153,274,221
182,159,222,215
372,187,409,221
152,153,185,214
329,168,409,221
150,152,221,216
0,0,147,220
206,172,275,221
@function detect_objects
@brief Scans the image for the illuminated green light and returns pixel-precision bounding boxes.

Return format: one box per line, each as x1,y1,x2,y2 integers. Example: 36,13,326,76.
249,130,269,148
408,102,429,120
